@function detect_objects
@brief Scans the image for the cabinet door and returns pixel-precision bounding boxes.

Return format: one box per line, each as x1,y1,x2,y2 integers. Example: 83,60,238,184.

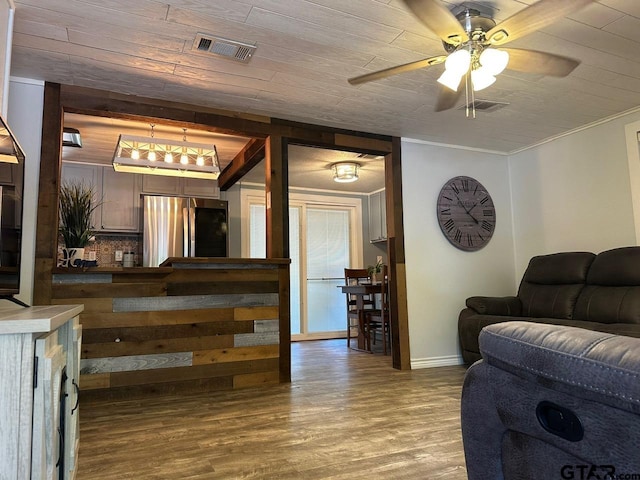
61,163,102,231
141,174,180,195
182,178,220,198
368,190,387,243
32,332,66,480
368,191,382,243
380,190,387,241
100,168,140,231
59,317,82,478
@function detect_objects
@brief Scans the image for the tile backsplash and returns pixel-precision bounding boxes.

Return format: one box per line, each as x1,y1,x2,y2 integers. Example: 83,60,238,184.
59,234,142,267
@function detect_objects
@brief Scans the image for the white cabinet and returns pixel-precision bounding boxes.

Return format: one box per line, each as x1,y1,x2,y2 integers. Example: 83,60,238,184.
368,190,387,243
140,174,180,196
61,163,141,232
60,163,102,231
101,168,140,231
142,174,220,198
182,177,220,198
0,305,83,480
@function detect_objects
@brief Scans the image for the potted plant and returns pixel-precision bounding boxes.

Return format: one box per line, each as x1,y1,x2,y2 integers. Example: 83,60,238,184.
59,180,100,267
367,259,383,283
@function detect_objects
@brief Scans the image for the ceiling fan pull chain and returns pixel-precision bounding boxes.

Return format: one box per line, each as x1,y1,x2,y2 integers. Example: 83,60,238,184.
465,73,470,118
471,77,476,119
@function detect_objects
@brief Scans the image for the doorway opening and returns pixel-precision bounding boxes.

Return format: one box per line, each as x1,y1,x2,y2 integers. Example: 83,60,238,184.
243,190,364,340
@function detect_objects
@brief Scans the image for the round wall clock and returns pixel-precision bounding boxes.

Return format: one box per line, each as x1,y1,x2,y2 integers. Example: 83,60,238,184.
436,176,496,251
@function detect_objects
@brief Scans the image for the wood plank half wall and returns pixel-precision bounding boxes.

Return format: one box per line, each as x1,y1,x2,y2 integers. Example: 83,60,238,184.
50,259,290,399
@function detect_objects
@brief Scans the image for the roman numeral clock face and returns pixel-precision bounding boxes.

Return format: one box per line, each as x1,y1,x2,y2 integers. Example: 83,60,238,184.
436,176,496,251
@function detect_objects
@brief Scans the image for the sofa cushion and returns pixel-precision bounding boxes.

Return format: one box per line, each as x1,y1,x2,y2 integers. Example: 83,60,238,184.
573,247,640,324
586,246,640,286
517,252,595,319
522,251,595,285
574,286,640,324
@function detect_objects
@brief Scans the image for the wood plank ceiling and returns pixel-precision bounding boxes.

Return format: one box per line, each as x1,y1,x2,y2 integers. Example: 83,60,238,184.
9,0,640,157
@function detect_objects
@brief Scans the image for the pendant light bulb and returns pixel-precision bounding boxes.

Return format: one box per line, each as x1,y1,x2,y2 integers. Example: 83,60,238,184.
148,145,156,162
131,142,140,160
180,151,189,165
164,151,173,163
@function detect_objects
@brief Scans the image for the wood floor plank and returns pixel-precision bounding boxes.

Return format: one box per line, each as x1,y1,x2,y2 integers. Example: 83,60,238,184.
76,339,468,479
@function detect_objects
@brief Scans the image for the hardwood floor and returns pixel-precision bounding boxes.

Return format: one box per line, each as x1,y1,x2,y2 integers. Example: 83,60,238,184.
77,340,469,479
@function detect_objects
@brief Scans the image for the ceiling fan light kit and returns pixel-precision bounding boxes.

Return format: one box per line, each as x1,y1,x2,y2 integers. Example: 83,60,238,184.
348,0,595,116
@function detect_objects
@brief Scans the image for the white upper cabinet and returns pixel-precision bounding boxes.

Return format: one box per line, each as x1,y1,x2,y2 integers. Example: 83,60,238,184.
141,175,220,198
61,163,141,232
60,163,102,231
101,168,140,232
368,190,387,243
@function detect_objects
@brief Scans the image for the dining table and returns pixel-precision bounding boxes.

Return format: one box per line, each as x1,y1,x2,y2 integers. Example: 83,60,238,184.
339,282,382,351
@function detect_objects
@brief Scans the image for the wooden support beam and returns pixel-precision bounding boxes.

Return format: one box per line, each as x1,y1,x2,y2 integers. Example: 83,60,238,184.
265,135,288,259
34,83,63,306
386,137,411,370
218,138,266,191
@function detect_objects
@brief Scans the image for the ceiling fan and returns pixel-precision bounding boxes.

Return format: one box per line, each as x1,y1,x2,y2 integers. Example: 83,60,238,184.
348,0,596,113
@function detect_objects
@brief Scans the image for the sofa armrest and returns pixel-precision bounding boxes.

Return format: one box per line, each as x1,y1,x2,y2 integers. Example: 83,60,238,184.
478,321,640,412
465,296,521,316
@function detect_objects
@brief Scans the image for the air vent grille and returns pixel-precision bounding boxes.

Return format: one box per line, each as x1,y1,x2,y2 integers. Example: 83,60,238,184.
192,34,256,63
458,100,509,113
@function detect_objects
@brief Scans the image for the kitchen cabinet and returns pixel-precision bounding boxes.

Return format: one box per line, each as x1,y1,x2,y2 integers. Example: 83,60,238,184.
0,305,83,480
368,189,387,243
60,163,102,231
100,168,140,232
61,163,141,232
142,174,220,198
140,174,180,196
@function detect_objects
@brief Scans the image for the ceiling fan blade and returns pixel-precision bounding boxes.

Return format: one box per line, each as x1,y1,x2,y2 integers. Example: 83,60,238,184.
486,0,596,46
402,0,467,46
503,48,580,77
435,85,463,112
348,56,446,86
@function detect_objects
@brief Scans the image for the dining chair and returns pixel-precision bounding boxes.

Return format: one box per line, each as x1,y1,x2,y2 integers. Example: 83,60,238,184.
344,268,374,349
364,265,391,354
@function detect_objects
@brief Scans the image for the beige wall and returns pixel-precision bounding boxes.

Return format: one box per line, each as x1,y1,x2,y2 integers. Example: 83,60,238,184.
509,112,640,281
403,108,640,367
401,140,515,367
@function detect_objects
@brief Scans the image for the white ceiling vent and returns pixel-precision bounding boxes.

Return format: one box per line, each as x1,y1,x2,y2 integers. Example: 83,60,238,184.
192,34,256,63
458,100,509,113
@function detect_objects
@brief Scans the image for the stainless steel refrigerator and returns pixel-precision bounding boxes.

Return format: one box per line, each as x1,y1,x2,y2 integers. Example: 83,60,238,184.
142,195,228,267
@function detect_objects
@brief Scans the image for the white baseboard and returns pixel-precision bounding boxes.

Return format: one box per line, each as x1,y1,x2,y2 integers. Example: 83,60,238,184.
411,355,465,369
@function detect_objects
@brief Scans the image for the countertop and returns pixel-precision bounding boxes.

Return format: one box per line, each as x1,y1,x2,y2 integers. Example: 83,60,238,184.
0,304,84,334
52,257,290,274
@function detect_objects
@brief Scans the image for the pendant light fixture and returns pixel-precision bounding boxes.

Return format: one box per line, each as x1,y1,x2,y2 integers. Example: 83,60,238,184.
112,124,221,179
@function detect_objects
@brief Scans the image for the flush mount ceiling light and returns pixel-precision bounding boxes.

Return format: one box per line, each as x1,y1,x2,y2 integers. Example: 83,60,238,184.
331,162,360,183
0,115,25,164
112,125,221,180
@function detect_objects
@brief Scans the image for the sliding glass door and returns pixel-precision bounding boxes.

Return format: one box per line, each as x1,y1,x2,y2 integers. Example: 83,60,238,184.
244,191,362,340
305,207,351,335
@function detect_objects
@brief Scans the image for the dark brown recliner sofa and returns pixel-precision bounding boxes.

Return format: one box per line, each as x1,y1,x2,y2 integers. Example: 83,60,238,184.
458,246,640,364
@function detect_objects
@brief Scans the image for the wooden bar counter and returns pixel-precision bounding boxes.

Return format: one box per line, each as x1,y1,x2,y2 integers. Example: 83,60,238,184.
50,258,290,399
